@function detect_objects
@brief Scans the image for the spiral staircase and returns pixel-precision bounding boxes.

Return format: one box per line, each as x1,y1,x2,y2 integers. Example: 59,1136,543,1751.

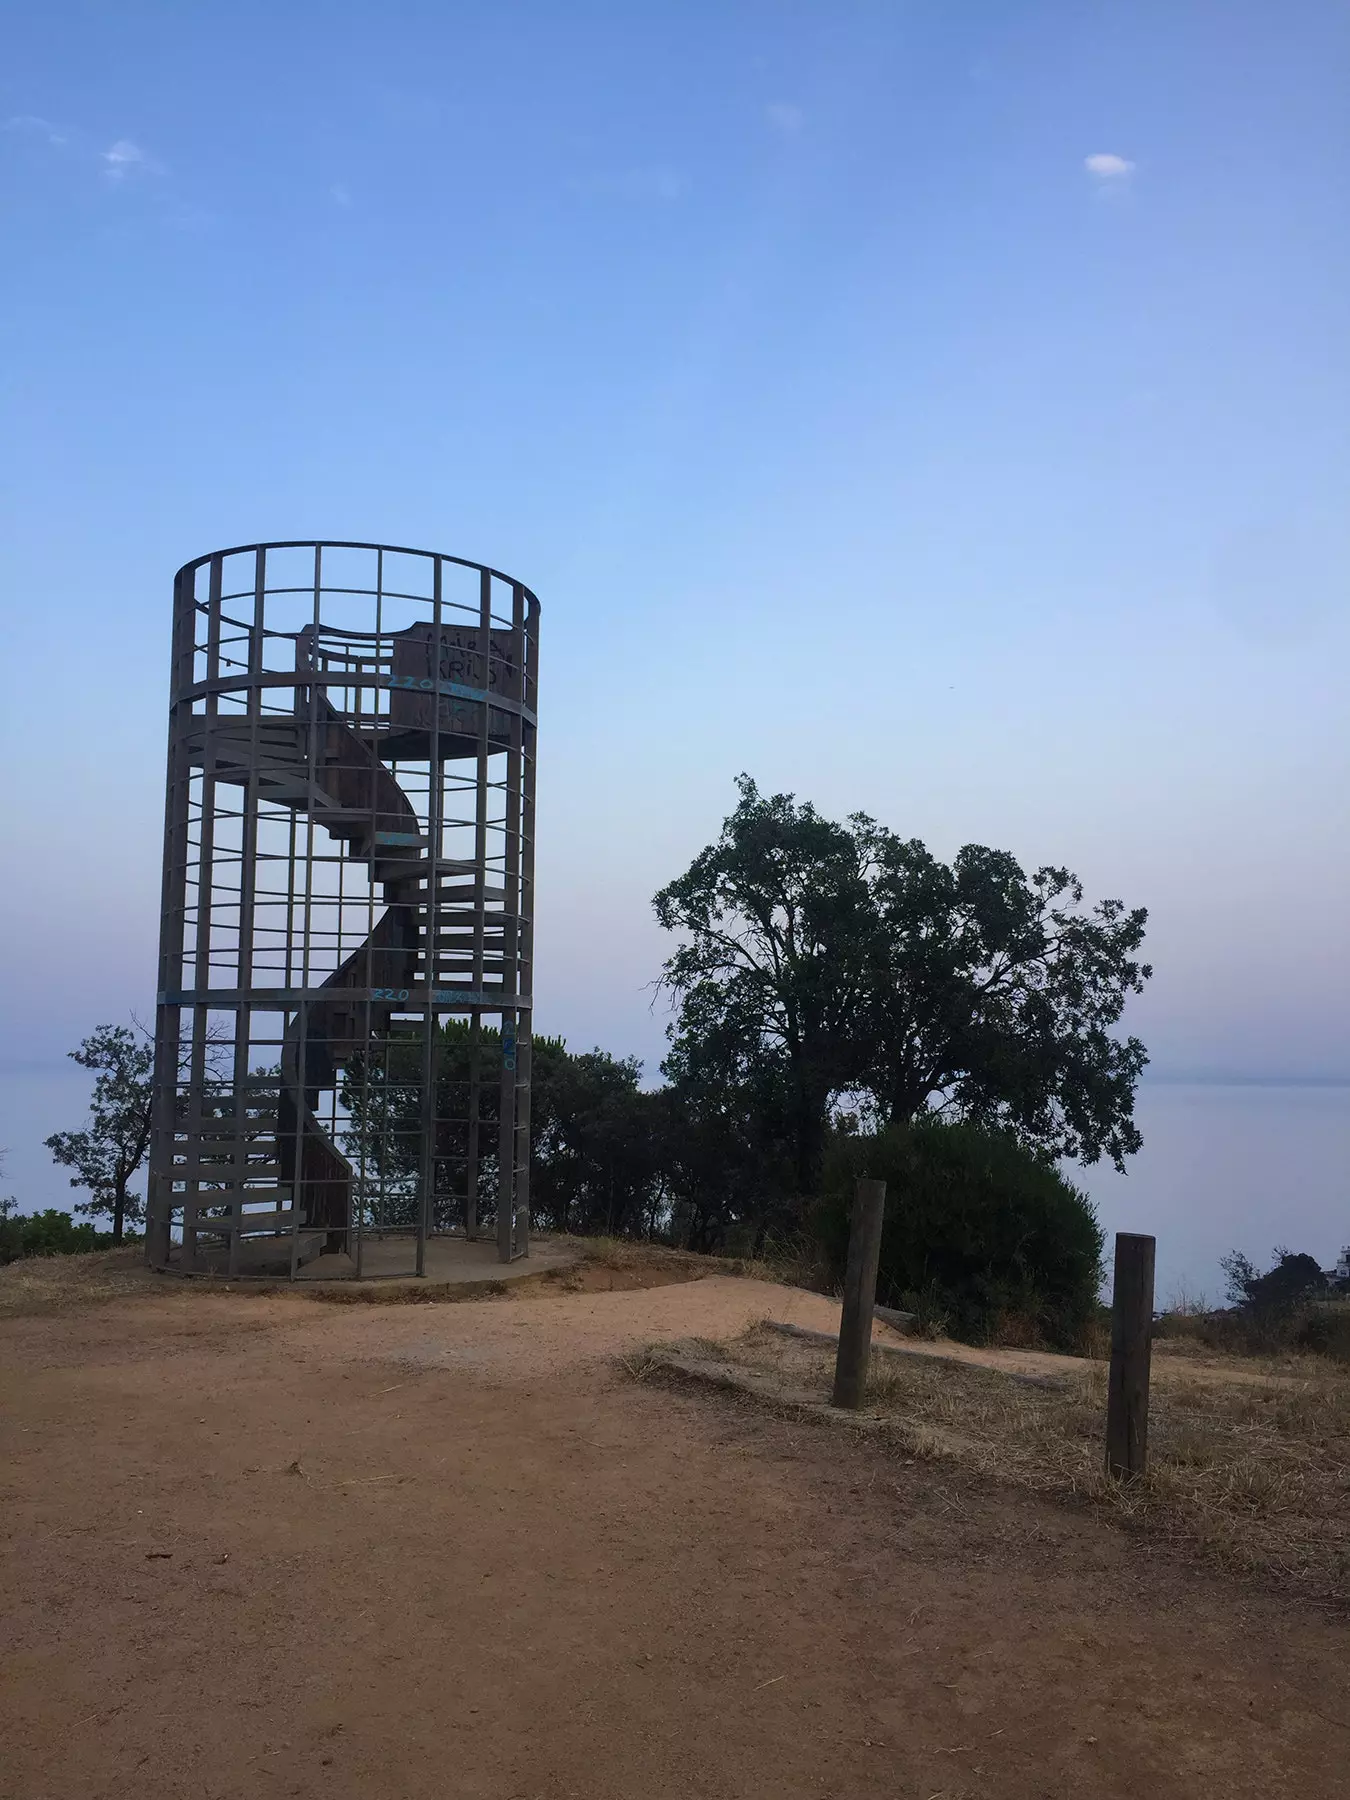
176,641,489,1273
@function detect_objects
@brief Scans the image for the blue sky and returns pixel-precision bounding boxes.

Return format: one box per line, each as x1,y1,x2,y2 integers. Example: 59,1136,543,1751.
2,4,1348,1265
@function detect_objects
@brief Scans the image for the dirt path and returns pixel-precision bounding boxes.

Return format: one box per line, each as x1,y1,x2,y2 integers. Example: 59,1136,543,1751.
2,1276,1346,1799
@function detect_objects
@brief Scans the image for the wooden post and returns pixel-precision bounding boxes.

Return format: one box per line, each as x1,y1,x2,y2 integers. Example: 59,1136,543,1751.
832,1179,887,1410
1105,1231,1156,1480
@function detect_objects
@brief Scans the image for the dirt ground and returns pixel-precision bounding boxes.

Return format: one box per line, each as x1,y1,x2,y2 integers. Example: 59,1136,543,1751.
3,1271,1348,1800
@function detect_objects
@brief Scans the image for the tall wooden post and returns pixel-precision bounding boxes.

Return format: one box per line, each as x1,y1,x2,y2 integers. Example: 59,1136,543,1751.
1105,1231,1156,1480
832,1179,887,1410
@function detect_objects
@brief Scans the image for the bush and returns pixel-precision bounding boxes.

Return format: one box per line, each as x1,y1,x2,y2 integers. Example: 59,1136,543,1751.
813,1120,1105,1350
1155,1300,1350,1363
1164,1247,1350,1361
1294,1305,1350,1362
0,1208,124,1265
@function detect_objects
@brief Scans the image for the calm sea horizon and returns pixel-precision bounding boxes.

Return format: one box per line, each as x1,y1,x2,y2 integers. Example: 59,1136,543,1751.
1074,1080,1350,1304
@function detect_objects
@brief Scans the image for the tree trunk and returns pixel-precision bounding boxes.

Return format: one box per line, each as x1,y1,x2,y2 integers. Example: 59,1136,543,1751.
888,1081,926,1129
793,1089,827,1196
112,1184,126,1246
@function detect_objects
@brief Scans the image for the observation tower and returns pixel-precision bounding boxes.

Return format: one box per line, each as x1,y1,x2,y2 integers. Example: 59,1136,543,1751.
145,541,538,1278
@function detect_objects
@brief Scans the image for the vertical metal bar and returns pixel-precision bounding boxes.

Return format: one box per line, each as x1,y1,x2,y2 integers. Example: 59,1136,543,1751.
182,554,225,1272
288,545,324,1280
496,580,525,1262
514,590,539,1258
147,562,197,1267
282,614,300,1276
465,566,493,1242
416,556,444,1276
465,1014,481,1241
226,547,267,1278
357,547,385,1282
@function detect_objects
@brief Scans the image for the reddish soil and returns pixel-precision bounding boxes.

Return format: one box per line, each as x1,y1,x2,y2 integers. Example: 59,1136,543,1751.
2,1274,1347,1799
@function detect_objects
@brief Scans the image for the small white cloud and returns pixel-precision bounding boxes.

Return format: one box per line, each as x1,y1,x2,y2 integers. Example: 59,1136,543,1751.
102,138,162,179
1084,152,1135,181
329,182,351,207
765,101,804,135
4,113,67,145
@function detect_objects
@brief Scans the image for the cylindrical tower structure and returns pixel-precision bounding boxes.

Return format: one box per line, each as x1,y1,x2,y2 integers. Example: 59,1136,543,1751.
145,541,538,1278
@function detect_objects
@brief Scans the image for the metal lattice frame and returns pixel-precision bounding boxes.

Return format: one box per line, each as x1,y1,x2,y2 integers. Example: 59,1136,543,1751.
145,541,539,1278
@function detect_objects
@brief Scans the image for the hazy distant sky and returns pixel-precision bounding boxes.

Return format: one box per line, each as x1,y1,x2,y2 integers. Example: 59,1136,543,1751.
2,3,1347,1225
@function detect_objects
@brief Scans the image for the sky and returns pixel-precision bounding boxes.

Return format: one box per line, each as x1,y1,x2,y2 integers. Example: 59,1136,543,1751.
2,2,1348,1280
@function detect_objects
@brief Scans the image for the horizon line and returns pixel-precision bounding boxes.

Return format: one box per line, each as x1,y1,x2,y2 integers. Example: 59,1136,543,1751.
1144,1072,1350,1089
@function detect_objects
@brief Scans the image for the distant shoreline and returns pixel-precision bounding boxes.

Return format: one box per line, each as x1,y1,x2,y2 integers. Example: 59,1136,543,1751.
1144,1075,1350,1089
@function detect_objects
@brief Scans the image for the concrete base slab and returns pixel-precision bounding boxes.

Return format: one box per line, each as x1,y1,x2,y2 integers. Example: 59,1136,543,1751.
297,1232,579,1288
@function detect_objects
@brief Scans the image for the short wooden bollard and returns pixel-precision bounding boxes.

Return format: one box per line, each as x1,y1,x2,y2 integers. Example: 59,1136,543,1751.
831,1178,887,1410
1105,1231,1156,1480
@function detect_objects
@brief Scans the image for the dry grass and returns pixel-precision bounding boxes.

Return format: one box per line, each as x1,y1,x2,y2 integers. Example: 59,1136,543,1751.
0,1246,159,1320
0,1233,790,1321
697,1323,1350,1603
568,1234,803,1288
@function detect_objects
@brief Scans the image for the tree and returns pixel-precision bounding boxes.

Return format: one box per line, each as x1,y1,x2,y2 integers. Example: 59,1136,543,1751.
341,1023,663,1239
654,777,1152,1200
44,1024,154,1244
1,1208,118,1265
655,1027,799,1253
1219,1249,1259,1308
858,831,1151,1168
529,1046,658,1237
1221,1246,1326,1316
654,777,875,1193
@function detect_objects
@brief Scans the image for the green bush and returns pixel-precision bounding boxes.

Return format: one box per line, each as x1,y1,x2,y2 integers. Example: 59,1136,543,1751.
1166,1247,1350,1360
1156,1300,1350,1363
0,1208,124,1265
1295,1305,1350,1362
814,1120,1105,1349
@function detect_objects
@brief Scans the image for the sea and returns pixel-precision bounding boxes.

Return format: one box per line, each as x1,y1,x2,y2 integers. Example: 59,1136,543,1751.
1073,1081,1350,1305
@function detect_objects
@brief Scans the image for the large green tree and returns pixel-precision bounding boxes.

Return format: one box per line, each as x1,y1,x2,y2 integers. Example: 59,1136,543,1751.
859,831,1151,1167
44,1023,154,1244
529,1042,658,1237
654,778,875,1192
654,776,1151,1197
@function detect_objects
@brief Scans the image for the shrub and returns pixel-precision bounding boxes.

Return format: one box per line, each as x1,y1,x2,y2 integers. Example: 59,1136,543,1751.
1156,1300,1350,1363
0,1208,124,1265
1295,1305,1350,1363
813,1120,1105,1350
1170,1247,1350,1361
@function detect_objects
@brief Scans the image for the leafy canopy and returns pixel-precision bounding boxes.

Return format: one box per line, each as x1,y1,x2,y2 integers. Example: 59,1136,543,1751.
341,1021,661,1239
44,1023,154,1242
1221,1246,1328,1316
655,775,1151,1190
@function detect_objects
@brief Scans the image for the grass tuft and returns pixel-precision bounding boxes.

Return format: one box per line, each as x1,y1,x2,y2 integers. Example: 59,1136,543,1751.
700,1326,1350,1602
0,1246,158,1320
